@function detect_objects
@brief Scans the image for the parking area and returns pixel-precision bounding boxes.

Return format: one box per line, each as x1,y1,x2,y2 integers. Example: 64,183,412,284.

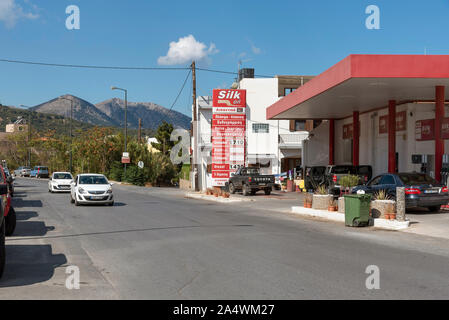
228,189,449,239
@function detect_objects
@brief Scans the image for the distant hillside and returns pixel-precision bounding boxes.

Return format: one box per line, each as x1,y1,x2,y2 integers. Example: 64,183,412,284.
31,95,116,127
30,94,191,130
96,98,191,130
0,104,94,136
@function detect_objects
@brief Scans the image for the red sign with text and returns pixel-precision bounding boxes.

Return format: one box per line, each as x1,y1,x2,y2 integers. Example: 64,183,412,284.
415,119,435,141
211,89,247,186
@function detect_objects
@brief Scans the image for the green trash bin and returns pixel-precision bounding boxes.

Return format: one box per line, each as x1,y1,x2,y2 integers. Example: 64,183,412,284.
344,194,372,227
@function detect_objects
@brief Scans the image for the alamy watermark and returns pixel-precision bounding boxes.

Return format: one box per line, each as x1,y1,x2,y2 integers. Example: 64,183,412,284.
65,265,80,290
365,265,380,290
66,5,80,30
365,5,380,30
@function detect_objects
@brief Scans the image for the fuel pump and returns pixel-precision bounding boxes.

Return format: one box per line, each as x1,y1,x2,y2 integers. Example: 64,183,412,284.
420,154,428,174
441,154,449,187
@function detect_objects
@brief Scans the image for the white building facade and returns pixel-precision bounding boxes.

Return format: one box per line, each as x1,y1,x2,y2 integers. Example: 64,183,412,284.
193,74,312,191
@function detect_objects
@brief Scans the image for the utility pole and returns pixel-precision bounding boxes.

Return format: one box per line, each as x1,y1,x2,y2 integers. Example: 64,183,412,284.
70,99,73,173
138,118,142,143
28,112,31,168
191,61,199,191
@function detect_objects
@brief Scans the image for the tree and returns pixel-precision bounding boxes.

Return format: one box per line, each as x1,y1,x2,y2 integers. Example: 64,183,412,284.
151,121,175,156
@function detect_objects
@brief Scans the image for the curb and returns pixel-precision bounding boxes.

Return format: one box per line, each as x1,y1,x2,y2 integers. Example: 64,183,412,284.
185,193,253,203
291,206,410,231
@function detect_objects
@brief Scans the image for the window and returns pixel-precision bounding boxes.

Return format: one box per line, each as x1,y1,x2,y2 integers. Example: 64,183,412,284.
252,123,269,133
380,175,395,185
284,88,296,96
368,176,382,186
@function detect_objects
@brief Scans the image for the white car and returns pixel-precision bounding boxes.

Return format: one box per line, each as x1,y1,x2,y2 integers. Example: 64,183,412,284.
49,172,73,193
70,174,114,206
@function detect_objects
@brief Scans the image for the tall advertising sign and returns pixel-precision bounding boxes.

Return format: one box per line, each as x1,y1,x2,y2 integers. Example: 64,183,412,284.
211,89,247,186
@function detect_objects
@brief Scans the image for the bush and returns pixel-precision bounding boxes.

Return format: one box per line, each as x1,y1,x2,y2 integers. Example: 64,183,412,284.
108,161,124,182
339,175,360,188
124,165,145,186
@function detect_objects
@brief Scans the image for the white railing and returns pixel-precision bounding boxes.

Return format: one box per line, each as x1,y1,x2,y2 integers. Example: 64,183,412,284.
279,133,309,147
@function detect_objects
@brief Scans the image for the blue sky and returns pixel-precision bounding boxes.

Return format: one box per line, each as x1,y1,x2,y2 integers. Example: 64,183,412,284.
1,0,449,117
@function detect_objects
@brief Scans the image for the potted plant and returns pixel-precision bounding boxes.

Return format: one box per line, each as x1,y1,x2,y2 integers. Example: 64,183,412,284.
339,174,360,195
223,192,230,199
370,190,396,219
328,200,338,212
303,192,313,208
312,185,333,210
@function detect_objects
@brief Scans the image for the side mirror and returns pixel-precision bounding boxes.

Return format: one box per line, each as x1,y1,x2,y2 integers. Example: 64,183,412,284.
110,183,114,186
0,184,8,195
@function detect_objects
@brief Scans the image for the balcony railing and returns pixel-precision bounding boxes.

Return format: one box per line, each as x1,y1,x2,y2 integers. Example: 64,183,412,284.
279,133,309,148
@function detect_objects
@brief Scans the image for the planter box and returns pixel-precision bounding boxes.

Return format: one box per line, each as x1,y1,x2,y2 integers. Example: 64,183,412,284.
338,197,345,213
287,180,296,192
370,200,396,219
312,194,333,210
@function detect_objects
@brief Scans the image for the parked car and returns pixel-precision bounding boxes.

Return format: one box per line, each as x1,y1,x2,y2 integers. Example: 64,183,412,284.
30,166,49,179
70,174,114,206
304,165,372,196
0,166,16,236
0,187,6,279
353,172,449,212
3,168,14,197
228,167,275,196
14,166,31,177
49,172,74,193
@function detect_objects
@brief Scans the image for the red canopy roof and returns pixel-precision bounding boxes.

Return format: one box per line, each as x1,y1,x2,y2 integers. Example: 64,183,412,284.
267,54,449,120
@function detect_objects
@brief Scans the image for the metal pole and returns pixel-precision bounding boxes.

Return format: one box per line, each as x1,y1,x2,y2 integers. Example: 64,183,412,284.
28,112,31,168
70,100,73,173
124,89,128,177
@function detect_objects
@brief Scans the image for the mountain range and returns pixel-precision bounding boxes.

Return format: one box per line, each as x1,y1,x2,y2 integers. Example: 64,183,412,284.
30,95,191,130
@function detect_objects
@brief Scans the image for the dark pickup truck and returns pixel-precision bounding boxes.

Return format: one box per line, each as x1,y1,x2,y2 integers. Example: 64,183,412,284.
228,167,275,196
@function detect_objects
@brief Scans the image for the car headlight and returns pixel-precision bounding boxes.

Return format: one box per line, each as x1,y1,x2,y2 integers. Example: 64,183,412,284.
78,187,86,194
107,188,112,194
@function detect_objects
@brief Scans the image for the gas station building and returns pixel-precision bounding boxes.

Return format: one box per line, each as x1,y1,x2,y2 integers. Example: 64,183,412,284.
267,55,449,183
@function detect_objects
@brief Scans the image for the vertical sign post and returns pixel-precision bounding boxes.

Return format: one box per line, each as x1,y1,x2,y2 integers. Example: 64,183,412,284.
211,89,247,187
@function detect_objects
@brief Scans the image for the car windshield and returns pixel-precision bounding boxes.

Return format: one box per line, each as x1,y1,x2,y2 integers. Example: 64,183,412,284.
246,168,260,175
54,173,72,180
398,174,438,185
79,176,108,185
331,166,355,174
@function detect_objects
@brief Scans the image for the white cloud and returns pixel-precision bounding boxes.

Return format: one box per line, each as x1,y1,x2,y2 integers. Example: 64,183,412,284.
250,43,261,55
158,35,219,66
0,0,38,28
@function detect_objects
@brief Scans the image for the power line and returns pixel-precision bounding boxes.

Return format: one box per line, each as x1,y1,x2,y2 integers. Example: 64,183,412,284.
0,58,189,71
0,58,274,77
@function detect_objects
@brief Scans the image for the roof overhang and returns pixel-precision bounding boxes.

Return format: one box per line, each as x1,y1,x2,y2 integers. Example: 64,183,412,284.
267,55,449,120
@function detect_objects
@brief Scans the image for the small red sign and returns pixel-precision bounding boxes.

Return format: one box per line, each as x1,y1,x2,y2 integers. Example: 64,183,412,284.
121,157,131,164
416,119,435,141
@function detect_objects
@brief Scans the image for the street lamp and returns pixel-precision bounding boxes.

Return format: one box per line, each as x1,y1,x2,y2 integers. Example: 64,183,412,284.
111,86,128,177
20,105,31,168
59,96,74,173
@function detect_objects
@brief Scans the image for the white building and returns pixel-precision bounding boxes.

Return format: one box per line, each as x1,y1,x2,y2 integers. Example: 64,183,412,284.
192,72,315,191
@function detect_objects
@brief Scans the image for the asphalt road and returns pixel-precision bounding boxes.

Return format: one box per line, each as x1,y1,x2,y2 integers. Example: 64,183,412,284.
1,177,449,299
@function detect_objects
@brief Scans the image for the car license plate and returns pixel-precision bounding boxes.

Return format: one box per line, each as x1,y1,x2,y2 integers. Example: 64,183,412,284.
425,189,438,194
91,196,103,200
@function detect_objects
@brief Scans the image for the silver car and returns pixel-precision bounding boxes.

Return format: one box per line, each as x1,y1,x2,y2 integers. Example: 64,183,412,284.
70,174,114,206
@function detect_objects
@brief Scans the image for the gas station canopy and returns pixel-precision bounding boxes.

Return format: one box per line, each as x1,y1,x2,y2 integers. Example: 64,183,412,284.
267,55,449,120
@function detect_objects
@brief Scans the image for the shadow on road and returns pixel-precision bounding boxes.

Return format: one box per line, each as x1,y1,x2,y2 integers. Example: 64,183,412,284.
11,199,43,208
0,245,67,288
11,221,54,237
15,211,39,221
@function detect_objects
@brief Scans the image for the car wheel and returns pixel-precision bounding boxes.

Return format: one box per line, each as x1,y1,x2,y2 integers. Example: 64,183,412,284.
75,197,80,206
108,201,114,207
428,206,441,212
243,184,251,196
229,183,236,194
251,189,257,195
0,220,5,279
5,207,16,237
264,188,272,195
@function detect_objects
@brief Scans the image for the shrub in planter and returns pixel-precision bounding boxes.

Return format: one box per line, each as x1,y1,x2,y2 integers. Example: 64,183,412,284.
370,190,396,219
312,185,333,210
339,174,360,195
